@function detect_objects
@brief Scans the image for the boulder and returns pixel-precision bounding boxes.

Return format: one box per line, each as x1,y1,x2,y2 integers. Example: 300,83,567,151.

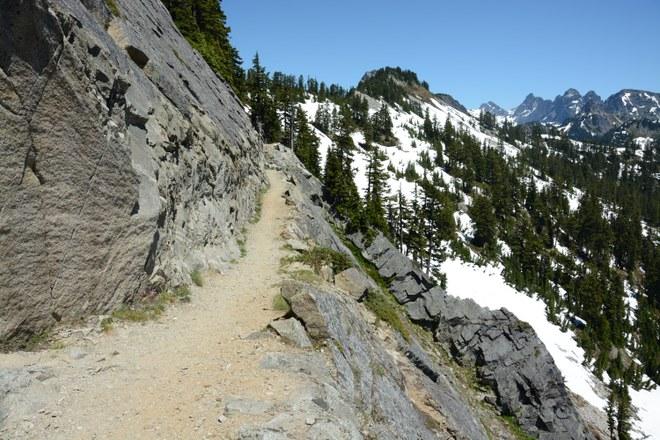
333,268,377,301
280,282,329,340
268,318,312,348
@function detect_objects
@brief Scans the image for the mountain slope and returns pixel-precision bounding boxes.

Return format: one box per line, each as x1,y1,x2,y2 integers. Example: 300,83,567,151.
291,67,659,439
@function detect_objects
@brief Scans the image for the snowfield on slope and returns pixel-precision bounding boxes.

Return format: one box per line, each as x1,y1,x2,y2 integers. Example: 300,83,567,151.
440,258,660,440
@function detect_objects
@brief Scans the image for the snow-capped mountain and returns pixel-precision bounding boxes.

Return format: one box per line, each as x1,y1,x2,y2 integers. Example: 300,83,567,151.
479,88,660,141
478,101,509,118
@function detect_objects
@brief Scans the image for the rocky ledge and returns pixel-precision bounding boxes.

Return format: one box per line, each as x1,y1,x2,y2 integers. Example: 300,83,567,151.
351,233,596,440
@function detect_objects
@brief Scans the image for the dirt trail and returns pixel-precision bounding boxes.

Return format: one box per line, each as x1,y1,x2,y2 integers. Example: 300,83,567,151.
0,170,303,439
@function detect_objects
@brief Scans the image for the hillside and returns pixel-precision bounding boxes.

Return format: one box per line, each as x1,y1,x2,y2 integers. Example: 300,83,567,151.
1,1,658,440
264,66,658,438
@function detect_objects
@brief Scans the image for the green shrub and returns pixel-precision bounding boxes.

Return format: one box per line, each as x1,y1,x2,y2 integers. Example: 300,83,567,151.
112,286,191,323
272,294,290,312
289,246,352,274
501,416,534,440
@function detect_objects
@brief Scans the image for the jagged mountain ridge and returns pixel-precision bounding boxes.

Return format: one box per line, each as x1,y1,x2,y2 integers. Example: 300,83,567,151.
479,88,660,140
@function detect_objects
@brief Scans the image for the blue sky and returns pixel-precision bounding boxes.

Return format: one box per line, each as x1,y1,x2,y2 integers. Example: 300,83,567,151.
223,0,660,109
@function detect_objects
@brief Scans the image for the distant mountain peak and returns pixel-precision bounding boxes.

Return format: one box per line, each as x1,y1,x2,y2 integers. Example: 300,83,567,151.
562,88,581,98
478,101,509,117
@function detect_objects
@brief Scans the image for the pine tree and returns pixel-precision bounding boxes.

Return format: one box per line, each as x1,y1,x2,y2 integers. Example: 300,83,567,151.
606,390,616,439
365,145,389,232
371,103,396,145
322,106,363,231
246,53,281,142
163,0,245,97
614,382,632,440
573,193,612,266
313,102,332,134
469,195,497,252
292,107,321,177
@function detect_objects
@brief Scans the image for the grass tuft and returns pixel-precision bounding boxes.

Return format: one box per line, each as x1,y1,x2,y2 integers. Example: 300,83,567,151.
190,270,204,287
363,290,410,342
111,286,191,323
100,317,114,333
501,415,535,440
105,0,120,17
23,331,51,351
250,185,268,224
272,293,290,312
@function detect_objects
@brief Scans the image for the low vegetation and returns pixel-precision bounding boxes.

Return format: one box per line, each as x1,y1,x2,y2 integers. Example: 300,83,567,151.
272,293,290,313
501,415,535,440
285,246,352,275
250,185,269,224
190,270,204,287
105,0,120,17
111,286,191,325
363,290,410,342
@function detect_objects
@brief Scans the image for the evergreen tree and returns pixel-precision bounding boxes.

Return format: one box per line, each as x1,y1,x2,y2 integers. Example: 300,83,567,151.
292,107,321,177
469,195,497,251
322,107,363,231
612,202,642,271
572,193,612,266
606,390,616,439
246,53,281,142
365,145,389,232
163,0,244,97
371,103,396,145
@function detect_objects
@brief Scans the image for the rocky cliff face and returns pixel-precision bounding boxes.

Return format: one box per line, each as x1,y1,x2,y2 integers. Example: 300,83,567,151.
0,0,264,347
350,234,596,440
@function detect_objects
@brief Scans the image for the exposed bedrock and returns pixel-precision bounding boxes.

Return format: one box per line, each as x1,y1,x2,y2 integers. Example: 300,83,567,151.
351,233,595,440
0,0,264,346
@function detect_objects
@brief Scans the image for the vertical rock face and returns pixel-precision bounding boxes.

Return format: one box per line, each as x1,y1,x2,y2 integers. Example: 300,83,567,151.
0,0,264,347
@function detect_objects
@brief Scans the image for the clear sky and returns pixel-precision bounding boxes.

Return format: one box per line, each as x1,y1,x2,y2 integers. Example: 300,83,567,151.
223,0,660,109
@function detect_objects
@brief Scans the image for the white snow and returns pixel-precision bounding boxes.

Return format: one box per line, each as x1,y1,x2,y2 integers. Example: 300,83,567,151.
630,387,660,439
565,188,584,212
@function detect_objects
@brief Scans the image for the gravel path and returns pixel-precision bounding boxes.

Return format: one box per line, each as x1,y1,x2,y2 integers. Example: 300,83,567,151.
0,170,303,439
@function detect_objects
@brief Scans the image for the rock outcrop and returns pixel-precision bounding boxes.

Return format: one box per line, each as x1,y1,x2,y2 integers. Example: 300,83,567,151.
0,0,263,347
351,233,596,440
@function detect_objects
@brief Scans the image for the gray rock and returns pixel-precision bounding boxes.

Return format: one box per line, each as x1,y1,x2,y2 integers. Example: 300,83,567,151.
268,318,312,348
0,0,264,346
287,239,309,252
225,397,273,416
280,282,329,340
260,352,329,378
281,281,442,440
351,233,595,440
237,428,290,440
333,268,376,301
319,265,334,283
